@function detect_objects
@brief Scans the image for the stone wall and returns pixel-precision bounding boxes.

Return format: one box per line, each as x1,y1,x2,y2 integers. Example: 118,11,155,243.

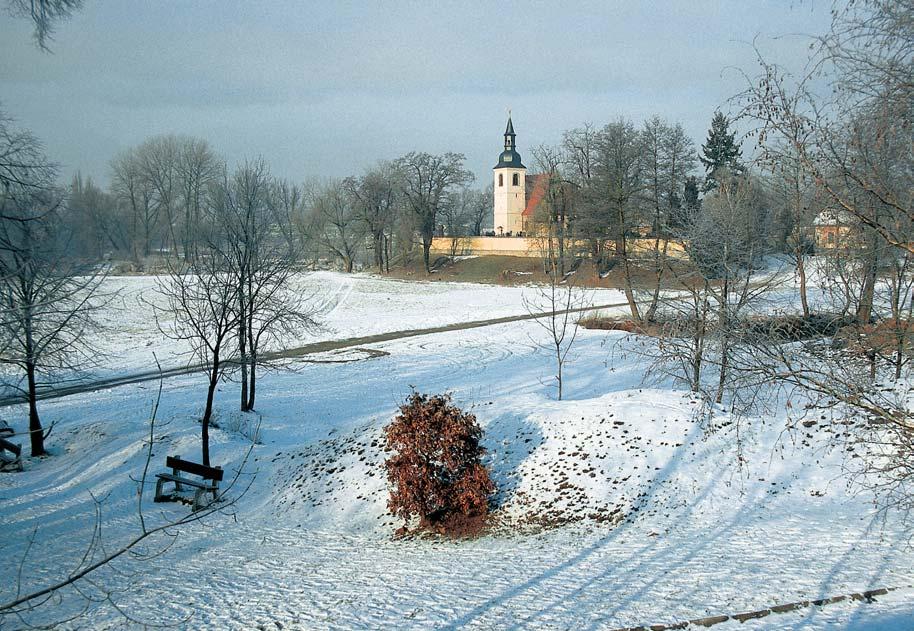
430,236,689,260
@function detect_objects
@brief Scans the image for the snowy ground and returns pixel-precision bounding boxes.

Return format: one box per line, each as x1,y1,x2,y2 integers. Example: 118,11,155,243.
1,273,913,629
89,272,626,375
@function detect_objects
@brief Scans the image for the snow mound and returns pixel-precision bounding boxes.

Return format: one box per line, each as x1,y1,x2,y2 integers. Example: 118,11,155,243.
256,387,829,538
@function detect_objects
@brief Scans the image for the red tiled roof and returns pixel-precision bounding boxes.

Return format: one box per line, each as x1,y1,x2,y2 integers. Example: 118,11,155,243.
522,174,549,217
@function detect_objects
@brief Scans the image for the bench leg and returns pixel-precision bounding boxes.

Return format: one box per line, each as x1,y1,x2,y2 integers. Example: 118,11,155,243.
193,488,206,512
154,477,168,502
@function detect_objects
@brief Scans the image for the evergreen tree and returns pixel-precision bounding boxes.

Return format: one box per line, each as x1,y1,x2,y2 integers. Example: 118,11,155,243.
683,175,701,211
700,112,742,191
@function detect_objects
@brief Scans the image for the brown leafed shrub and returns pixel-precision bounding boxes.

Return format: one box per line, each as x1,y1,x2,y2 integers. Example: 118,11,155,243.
384,392,495,536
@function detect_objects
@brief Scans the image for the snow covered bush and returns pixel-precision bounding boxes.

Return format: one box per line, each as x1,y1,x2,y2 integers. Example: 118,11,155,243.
384,392,495,536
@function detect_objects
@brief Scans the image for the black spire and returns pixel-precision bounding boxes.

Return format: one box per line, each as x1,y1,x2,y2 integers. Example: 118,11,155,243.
494,113,524,169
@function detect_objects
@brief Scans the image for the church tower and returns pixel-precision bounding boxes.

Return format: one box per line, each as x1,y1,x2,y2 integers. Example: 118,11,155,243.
493,114,526,235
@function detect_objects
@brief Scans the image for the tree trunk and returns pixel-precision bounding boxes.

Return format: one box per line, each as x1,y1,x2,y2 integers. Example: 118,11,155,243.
375,231,385,272
238,291,248,411
422,235,432,274
26,361,44,457
238,324,248,411
556,345,563,401
797,252,810,319
692,286,710,392
249,352,257,411
619,238,641,321
715,278,730,404
247,316,257,411
857,244,878,324
645,237,670,322
201,355,219,467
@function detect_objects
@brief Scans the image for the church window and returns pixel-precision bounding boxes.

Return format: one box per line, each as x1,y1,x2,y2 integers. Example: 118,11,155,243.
512,173,519,186
498,173,503,187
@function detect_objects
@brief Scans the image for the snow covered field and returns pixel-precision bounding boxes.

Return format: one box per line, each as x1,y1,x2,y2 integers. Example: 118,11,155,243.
37,271,625,381
1,273,913,629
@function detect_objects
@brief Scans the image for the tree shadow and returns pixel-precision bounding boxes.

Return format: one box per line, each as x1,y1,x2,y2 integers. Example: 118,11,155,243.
480,411,545,509
442,418,710,629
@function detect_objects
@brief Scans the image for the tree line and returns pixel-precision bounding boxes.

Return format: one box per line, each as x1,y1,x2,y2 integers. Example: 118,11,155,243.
62,138,491,275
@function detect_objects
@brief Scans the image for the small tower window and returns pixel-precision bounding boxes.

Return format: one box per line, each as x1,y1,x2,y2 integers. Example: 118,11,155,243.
512,173,519,186
499,173,504,187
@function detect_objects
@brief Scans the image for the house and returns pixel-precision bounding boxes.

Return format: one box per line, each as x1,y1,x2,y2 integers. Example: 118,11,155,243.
813,209,855,249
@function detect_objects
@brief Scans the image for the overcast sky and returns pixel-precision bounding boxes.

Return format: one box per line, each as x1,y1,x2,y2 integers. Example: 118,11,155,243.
0,1,833,187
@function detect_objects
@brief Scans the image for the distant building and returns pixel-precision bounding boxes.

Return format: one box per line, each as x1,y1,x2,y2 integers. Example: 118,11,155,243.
493,118,575,236
430,114,686,260
492,115,526,235
813,209,855,249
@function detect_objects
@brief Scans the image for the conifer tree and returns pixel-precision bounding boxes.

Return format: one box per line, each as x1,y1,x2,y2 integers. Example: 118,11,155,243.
700,112,742,191
683,175,701,212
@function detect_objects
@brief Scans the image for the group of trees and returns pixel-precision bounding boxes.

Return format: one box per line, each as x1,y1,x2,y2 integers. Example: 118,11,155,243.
738,0,914,509
526,109,773,328
0,115,323,463
60,143,492,275
0,111,107,457
627,0,914,517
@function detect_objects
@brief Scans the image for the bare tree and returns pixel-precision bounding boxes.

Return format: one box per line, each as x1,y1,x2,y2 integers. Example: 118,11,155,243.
272,178,316,263
469,184,493,237
67,172,129,260
153,240,238,467
695,171,774,403
531,144,577,276
0,109,56,198
136,136,182,257
394,152,474,273
761,138,818,318
110,147,159,263
309,179,365,273
0,187,106,456
562,122,598,187
439,187,475,259
524,242,588,401
6,0,83,50
346,163,399,273
213,159,319,411
590,119,644,320
109,135,223,265
646,170,776,405
638,117,697,322
177,137,221,258
0,115,106,457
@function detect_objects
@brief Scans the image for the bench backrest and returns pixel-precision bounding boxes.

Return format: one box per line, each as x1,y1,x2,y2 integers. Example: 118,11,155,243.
0,437,21,457
165,456,223,481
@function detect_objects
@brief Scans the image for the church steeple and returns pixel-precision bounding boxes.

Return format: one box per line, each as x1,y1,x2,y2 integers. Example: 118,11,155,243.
494,113,524,169
504,115,516,151
492,112,527,236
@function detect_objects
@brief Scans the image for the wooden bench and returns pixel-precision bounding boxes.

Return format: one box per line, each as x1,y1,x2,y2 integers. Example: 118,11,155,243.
0,437,23,472
154,455,223,511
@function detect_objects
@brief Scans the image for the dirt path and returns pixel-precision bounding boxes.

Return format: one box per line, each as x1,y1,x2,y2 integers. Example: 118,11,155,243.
0,300,636,408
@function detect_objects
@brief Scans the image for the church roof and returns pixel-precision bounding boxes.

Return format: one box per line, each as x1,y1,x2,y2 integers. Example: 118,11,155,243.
494,149,525,169
523,174,549,217
494,114,525,169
